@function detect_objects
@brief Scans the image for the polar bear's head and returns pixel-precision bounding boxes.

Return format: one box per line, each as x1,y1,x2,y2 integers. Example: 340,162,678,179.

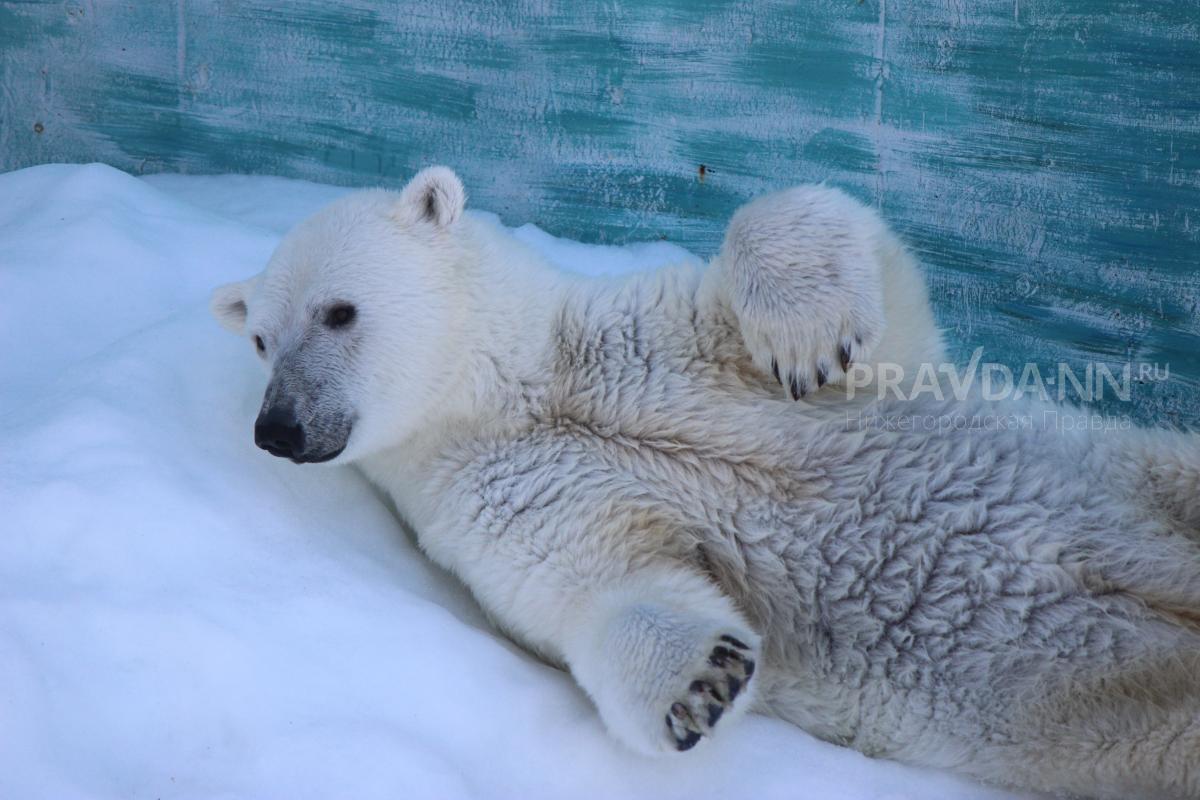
210,166,469,465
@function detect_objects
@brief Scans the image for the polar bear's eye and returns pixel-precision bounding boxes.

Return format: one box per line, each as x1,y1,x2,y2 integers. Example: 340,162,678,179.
325,303,357,329
254,335,266,355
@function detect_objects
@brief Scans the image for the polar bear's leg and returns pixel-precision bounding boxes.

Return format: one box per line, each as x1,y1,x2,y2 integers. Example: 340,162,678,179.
703,184,944,398
1118,428,1200,537
990,656,1200,799
561,565,761,755
872,598,1200,798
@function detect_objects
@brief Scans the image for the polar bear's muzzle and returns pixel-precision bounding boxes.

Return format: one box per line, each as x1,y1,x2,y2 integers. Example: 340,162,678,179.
254,402,347,464
253,356,354,464
254,401,351,463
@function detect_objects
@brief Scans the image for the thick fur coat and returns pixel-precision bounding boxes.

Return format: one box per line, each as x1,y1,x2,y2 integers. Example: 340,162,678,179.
213,167,1200,799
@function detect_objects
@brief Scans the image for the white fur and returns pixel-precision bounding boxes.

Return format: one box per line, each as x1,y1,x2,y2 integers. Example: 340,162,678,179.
214,169,1200,799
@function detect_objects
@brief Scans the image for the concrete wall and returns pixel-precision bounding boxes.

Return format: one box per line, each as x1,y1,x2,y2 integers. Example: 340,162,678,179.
2,0,1197,422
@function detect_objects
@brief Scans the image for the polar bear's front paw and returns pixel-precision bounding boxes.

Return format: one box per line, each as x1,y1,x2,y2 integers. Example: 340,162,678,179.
664,634,757,751
719,184,887,400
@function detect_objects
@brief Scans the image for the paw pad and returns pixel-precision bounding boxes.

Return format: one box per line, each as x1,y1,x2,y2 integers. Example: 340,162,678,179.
664,634,757,751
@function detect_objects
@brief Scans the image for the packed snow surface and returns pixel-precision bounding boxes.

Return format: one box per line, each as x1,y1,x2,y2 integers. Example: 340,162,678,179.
0,164,1033,800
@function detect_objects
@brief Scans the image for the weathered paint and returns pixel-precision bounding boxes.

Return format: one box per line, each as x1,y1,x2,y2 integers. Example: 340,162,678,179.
1,0,1198,422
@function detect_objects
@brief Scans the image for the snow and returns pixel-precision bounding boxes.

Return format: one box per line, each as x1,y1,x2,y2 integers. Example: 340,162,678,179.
0,163,1032,800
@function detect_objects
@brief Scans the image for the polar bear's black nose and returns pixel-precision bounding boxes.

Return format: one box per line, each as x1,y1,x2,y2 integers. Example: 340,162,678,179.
255,406,305,460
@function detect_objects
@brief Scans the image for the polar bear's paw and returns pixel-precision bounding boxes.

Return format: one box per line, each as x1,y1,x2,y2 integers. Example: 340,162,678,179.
741,313,876,401
664,634,757,751
719,184,887,399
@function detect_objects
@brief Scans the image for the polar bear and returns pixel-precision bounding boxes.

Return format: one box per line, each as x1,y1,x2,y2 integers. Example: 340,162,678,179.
212,166,1200,799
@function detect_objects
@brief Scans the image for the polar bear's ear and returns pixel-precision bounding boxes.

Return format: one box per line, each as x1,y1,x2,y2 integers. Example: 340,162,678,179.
210,278,254,335
397,166,466,228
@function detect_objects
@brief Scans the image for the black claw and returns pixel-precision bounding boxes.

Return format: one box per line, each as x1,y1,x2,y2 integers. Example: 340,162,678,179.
744,659,756,678
726,676,743,701
839,343,852,372
789,376,807,400
675,729,702,751
692,678,725,703
771,358,781,384
709,646,736,668
720,635,749,651
816,363,828,388
707,703,725,727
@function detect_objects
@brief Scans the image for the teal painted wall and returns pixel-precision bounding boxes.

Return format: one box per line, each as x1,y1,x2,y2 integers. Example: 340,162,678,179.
2,0,1198,422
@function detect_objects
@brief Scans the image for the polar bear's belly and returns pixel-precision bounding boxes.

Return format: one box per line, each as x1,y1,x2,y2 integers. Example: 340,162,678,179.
678,395,1169,747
